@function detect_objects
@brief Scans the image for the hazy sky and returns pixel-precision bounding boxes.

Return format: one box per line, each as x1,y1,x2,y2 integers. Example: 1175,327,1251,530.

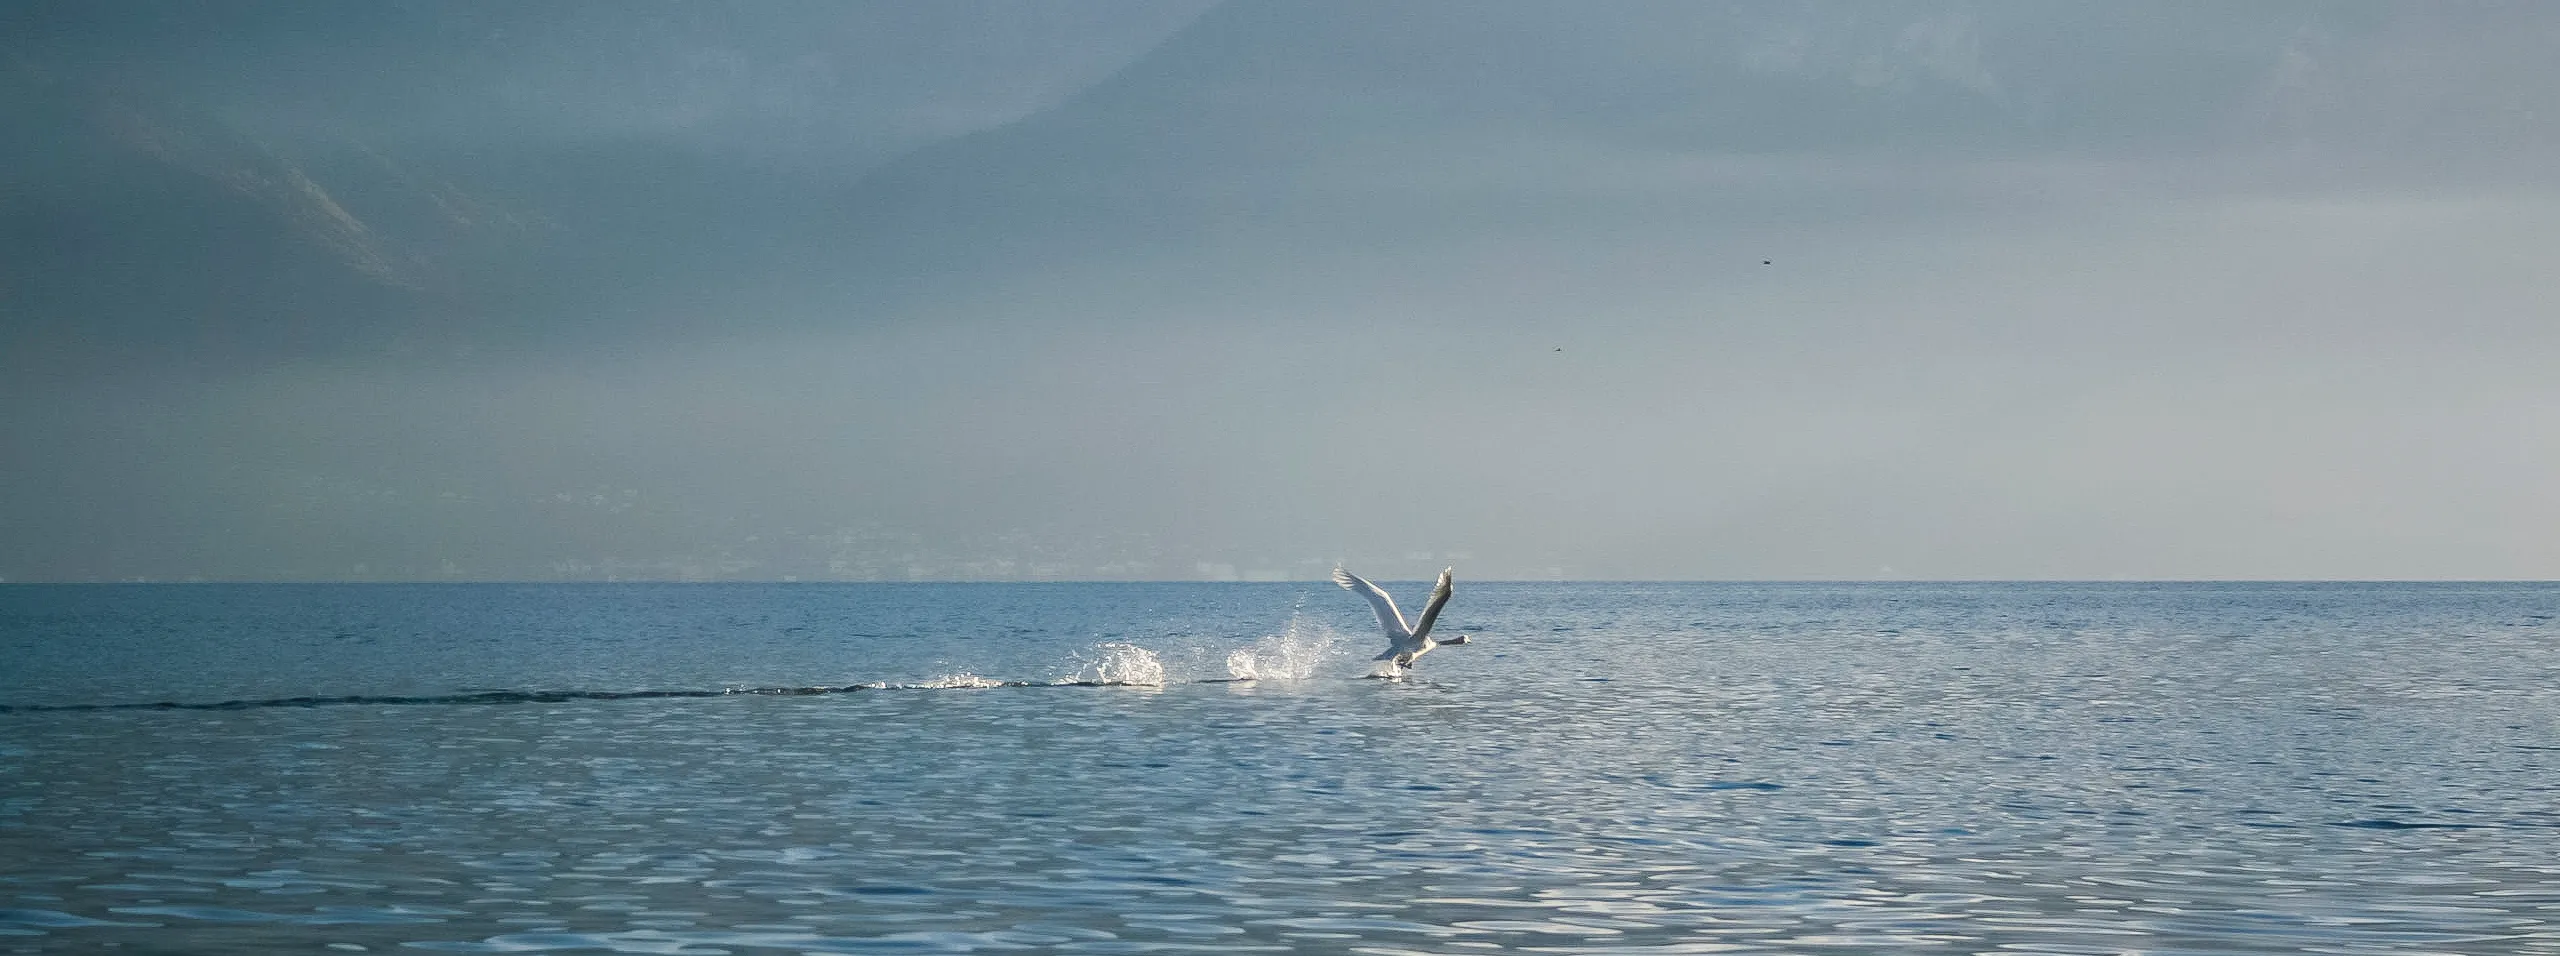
4,1,2556,582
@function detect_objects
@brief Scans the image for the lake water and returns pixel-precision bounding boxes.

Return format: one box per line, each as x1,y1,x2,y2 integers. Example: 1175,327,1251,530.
3,581,2557,954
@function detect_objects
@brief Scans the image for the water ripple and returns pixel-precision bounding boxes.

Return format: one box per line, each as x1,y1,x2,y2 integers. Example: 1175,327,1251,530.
4,582,2558,953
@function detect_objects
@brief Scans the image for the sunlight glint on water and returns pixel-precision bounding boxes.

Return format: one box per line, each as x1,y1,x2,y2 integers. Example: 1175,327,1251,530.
2,581,2557,954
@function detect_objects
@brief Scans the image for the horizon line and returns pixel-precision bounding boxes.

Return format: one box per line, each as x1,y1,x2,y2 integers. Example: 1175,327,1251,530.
5,578,2556,586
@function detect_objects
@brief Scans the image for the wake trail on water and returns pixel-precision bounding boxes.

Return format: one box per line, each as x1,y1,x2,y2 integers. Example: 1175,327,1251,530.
0,618,1387,714
0,687,871,713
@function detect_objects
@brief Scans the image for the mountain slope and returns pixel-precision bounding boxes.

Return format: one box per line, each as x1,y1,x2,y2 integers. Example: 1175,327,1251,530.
832,0,2558,273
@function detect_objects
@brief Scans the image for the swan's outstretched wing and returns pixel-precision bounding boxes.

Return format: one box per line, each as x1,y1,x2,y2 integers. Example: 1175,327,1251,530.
1410,568,1453,641
1333,568,1410,638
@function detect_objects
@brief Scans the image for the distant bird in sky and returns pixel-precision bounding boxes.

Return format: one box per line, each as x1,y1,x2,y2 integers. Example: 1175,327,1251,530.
1334,567,1469,671
1762,259,1772,265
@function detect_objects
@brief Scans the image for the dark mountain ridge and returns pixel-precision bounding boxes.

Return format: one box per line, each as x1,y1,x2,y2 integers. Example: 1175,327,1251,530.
7,1,2552,384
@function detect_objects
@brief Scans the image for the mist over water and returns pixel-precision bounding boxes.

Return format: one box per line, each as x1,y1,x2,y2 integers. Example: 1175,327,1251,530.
4,582,2556,953
8,3,2560,582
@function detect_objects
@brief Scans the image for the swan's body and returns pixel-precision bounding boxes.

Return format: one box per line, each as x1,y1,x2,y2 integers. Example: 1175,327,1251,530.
1333,567,1470,670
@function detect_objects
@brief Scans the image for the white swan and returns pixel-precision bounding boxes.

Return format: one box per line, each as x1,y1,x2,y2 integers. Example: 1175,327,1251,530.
1333,567,1470,670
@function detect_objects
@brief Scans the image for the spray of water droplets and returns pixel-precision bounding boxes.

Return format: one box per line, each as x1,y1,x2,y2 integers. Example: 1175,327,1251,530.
1223,614,1345,681
1062,641,1167,686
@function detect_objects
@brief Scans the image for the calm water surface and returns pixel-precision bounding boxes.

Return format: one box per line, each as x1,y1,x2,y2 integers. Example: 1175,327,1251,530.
3,582,2557,954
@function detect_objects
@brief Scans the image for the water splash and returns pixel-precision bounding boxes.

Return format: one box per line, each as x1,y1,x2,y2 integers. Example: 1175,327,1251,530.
857,673,1008,690
1062,642,1166,686
1224,614,1345,680
909,673,1007,689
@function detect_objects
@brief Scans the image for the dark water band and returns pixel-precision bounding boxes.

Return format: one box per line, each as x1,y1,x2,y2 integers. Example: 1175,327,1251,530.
0,686,869,713
0,677,1280,714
